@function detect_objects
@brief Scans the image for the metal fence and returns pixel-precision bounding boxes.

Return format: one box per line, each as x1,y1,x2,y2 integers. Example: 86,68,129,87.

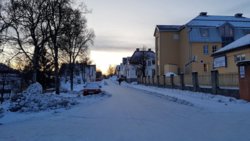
218,73,239,88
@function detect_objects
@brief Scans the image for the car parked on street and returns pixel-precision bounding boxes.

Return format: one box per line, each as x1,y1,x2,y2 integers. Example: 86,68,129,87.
83,82,102,96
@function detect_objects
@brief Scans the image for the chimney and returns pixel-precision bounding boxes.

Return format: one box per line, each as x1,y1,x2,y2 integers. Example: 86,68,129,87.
199,12,207,16
136,48,139,51
235,13,243,18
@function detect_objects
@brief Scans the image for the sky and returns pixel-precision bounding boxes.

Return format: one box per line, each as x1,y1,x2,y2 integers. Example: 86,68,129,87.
82,0,250,74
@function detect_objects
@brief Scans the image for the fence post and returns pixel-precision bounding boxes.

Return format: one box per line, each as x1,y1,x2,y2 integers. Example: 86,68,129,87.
147,76,150,85
192,72,199,91
180,73,185,90
211,70,219,94
152,76,155,85
170,74,174,88
157,75,160,87
163,75,166,87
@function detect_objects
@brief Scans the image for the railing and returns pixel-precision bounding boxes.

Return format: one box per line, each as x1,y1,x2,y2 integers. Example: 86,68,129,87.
198,74,211,87
184,75,192,86
174,75,181,86
219,73,239,88
139,72,239,89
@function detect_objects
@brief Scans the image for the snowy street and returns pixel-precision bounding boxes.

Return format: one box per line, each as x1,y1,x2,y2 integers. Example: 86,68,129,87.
1,80,250,141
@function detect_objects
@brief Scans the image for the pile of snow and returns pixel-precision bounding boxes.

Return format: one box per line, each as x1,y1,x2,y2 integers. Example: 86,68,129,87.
26,82,43,94
8,83,78,112
60,81,84,93
8,93,78,112
124,82,250,112
165,72,177,77
110,76,118,81
0,107,4,118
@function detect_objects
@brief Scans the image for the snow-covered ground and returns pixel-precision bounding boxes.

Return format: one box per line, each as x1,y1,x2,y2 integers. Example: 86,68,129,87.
1,79,250,141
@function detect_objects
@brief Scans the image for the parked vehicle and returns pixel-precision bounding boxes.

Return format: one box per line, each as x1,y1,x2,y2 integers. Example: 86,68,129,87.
83,82,102,96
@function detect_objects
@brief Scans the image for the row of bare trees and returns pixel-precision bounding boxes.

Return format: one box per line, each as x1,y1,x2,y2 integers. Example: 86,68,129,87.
0,0,94,94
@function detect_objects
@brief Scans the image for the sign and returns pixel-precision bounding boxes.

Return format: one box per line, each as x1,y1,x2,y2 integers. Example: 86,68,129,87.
213,56,226,68
240,66,245,78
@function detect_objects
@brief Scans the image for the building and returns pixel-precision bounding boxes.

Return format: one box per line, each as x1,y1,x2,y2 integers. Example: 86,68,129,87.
145,58,156,77
116,48,156,82
213,34,250,74
154,12,250,76
116,57,137,82
0,63,21,94
129,48,156,78
60,63,96,83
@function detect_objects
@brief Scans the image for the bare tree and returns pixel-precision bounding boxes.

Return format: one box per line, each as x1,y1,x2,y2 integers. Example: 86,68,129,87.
45,0,72,94
1,0,50,82
59,8,94,91
107,65,116,76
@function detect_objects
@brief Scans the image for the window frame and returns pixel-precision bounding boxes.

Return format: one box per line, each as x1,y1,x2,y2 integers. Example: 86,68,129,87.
203,45,209,55
200,28,209,37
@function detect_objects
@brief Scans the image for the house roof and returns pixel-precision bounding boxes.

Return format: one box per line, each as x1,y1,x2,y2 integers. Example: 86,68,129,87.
187,15,250,27
0,63,19,73
130,49,155,65
155,13,250,42
154,25,183,36
189,27,222,43
213,34,250,55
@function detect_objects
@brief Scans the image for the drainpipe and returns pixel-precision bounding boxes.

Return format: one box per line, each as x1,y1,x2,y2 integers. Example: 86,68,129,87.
185,27,193,74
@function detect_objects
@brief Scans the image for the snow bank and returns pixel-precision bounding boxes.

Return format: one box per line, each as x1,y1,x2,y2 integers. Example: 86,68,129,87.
8,93,78,112
165,72,177,77
7,82,78,113
26,82,43,95
123,82,250,112
0,107,4,118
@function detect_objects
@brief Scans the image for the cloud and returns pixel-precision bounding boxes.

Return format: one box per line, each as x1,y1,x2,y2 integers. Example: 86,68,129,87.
90,34,154,52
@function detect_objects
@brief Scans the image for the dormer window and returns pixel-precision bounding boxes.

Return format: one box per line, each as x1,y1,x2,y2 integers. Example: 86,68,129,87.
219,23,234,46
200,28,209,37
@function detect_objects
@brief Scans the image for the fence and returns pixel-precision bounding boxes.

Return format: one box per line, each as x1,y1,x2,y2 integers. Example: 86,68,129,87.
138,70,239,98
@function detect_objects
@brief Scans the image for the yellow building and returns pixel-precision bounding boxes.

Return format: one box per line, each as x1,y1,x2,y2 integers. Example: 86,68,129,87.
213,34,250,74
154,12,250,76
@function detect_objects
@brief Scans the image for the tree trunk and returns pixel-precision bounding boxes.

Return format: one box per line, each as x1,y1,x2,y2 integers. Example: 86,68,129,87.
70,62,74,91
32,47,40,82
54,46,60,95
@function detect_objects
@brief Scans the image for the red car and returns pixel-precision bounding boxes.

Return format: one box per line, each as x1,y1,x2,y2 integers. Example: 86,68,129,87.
83,82,102,96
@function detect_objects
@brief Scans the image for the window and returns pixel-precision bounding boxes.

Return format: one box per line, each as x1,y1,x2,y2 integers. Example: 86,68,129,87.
212,45,217,53
148,60,151,66
234,54,246,62
204,64,208,72
203,45,209,55
200,28,209,37
152,60,155,65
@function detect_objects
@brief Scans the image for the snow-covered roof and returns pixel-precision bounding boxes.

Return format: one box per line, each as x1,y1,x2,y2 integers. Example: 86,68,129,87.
130,49,155,65
187,15,250,27
189,27,222,43
156,25,183,31
154,13,250,43
213,34,250,55
154,25,183,36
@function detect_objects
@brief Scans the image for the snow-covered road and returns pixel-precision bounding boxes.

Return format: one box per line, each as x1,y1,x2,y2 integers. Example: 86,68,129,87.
1,80,250,141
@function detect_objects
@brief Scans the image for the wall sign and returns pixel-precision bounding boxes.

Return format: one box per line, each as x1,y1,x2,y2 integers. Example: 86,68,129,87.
214,56,226,68
240,66,245,78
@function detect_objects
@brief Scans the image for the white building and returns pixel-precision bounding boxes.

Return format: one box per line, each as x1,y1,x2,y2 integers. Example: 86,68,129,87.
145,58,156,77
60,63,96,84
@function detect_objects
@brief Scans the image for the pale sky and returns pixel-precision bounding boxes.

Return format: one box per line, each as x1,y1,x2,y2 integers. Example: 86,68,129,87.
82,0,250,74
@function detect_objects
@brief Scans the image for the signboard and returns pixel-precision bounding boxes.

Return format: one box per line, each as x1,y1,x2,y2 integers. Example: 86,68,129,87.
240,66,245,78
213,56,226,68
